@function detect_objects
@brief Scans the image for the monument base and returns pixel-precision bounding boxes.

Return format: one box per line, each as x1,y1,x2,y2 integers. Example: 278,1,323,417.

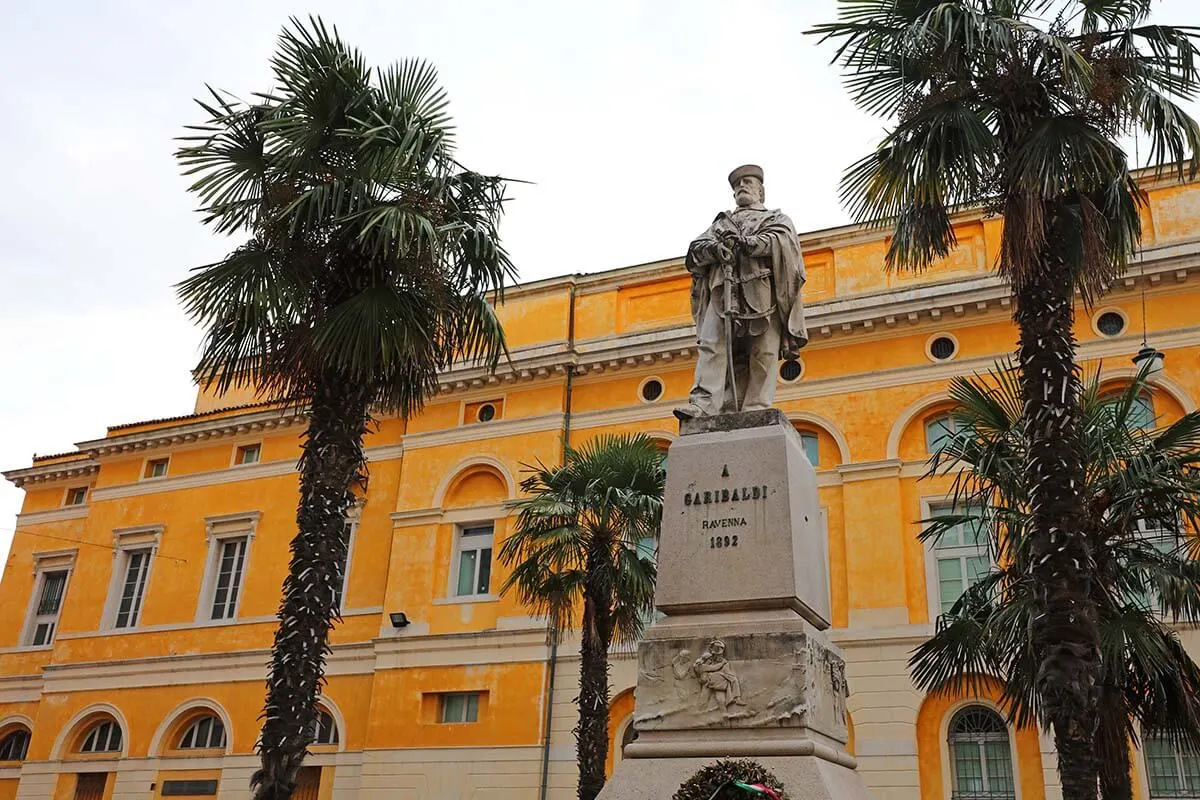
599,754,871,800
598,410,873,799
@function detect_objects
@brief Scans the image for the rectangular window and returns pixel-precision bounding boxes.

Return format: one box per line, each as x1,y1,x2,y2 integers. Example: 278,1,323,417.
160,780,219,796
144,458,169,479
925,414,958,453
209,537,248,620
439,692,481,723
333,520,353,611
235,444,261,465
65,487,88,506
114,549,152,629
798,432,819,467
1146,736,1200,799
27,570,68,646
930,502,989,615
73,773,108,800
454,524,494,597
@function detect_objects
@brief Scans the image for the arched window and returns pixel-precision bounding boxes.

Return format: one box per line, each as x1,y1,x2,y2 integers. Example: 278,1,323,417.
1146,733,1200,798
798,431,820,467
0,727,30,761
926,412,960,453
651,438,670,476
312,709,338,746
79,719,122,754
178,715,226,750
947,706,1015,800
1101,389,1156,432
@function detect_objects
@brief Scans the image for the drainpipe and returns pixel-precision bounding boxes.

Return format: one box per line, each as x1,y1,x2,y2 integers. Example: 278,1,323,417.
538,280,577,800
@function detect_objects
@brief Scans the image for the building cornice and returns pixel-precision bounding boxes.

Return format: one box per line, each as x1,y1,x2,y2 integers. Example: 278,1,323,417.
76,407,309,458
6,229,1198,483
429,241,1200,395
3,460,98,489
13,504,91,527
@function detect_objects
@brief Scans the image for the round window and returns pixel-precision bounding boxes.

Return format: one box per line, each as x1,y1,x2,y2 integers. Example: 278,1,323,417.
640,378,664,403
1096,310,1127,337
477,403,496,422
778,358,803,382
929,336,958,361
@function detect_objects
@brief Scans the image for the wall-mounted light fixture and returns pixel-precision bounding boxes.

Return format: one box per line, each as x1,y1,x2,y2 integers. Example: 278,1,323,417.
389,611,410,629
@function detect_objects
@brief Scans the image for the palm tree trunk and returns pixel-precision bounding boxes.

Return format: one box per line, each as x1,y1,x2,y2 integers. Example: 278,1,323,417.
576,542,614,800
1095,683,1134,800
1015,240,1103,800
253,374,371,800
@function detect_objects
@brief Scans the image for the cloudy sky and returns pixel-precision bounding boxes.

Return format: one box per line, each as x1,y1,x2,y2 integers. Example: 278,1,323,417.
1,0,1196,556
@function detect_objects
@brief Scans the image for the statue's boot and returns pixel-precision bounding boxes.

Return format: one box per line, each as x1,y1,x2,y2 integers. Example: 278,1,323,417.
673,403,704,421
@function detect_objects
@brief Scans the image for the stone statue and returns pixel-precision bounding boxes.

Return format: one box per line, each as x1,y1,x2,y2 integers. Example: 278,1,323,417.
675,165,808,419
693,639,745,711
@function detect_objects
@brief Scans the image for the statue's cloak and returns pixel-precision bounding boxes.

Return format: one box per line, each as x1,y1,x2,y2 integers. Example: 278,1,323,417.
685,208,808,358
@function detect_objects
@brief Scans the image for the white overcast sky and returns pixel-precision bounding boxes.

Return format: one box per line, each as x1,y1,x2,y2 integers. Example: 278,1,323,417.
2,0,1197,556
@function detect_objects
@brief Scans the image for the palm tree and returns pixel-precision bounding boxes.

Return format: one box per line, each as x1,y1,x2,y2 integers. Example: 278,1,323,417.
498,433,663,800
811,3,1200,796
910,362,1200,800
175,18,514,799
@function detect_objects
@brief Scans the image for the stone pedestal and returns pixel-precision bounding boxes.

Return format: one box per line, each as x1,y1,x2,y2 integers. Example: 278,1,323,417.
598,410,872,800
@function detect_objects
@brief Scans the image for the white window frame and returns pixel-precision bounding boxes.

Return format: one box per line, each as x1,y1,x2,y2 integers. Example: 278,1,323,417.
1141,731,1200,800
178,715,226,750
450,523,495,599
142,456,171,481
438,692,482,724
334,515,358,613
942,703,1020,800
0,727,31,761
922,497,992,622
102,525,162,631
63,486,88,507
232,442,263,467
196,512,259,624
311,709,339,746
21,550,76,648
797,430,820,467
79,720,122,754
925,412,960,453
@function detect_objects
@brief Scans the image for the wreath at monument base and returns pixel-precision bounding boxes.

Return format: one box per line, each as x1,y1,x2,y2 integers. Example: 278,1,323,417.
673,758,790,800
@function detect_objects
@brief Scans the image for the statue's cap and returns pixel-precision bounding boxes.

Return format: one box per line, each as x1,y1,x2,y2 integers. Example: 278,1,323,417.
728,164,764,187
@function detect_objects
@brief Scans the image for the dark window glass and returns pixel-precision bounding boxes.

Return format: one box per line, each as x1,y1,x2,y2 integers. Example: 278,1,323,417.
948,707,1014,800
930,336,957,361
0,729,30,761
779,359,803,382
312,710,339,745
1097,311,1126,337
640,379,664,402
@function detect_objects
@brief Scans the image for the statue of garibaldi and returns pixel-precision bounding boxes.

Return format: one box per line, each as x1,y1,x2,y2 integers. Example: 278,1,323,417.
675,165,808,419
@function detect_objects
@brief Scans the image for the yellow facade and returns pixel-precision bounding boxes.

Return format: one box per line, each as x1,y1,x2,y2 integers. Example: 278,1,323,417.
3,173,1200,799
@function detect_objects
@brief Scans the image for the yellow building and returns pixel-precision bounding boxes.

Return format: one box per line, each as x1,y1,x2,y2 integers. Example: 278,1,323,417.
3,172,1200,800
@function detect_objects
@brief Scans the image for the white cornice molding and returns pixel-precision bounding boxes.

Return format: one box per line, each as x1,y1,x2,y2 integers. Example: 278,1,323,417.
6,232,1198,482
3,460,98,489
90,459,297,502
87,442,402,502
831,622,935,647
365,443,405,463
14,505,90,527
0,674,43,704
836,459,904,483
77,407,309,457
400,412,564,450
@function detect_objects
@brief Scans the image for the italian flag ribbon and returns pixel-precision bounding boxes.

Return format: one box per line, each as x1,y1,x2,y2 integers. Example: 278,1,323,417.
731,782,782,800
